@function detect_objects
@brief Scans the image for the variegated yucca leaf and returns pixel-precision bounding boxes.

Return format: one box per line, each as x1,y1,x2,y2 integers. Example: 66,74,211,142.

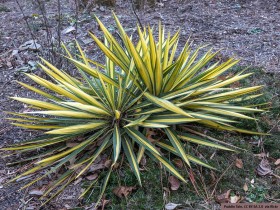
2,13,265,207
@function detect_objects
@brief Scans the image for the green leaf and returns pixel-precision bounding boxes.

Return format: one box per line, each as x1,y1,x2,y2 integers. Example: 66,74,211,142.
46,121,107,135
125,127,161,156
144,92,192,118
165,128,190,166
146,151,186,183
156,141,215,169
95,166,113,208
122,136,142,186
113,125,121,164
178,133,235,151
76,134,111,178
124,115,150,127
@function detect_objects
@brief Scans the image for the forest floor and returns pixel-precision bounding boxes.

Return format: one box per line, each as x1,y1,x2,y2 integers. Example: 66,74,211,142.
0,0,279,209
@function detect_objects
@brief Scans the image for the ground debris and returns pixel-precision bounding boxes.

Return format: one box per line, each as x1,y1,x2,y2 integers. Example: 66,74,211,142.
256,159,273,176
113,186,136,198
18,40,41,52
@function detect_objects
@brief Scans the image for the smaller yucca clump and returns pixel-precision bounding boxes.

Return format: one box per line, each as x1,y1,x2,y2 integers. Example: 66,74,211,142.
2,13,264,206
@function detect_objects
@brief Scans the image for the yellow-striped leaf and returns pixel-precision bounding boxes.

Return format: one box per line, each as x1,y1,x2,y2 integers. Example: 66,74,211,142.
113,125,121,163
178,133,235,151
46,122,106,135
122,136,142,186
125,127,161,156
147,152,186,183
165,128,190,166
144,92,192,118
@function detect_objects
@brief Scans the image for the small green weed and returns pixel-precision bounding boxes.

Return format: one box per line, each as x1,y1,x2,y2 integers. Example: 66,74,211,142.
246,184,268,203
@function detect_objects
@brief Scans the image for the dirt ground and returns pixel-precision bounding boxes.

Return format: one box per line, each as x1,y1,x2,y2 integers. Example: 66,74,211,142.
0,0,280,209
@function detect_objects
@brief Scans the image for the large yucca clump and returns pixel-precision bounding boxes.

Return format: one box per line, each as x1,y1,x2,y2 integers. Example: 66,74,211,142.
3,14,264,206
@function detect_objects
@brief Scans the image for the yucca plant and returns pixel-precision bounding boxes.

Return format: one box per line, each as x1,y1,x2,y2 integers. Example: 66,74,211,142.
2,13,265,206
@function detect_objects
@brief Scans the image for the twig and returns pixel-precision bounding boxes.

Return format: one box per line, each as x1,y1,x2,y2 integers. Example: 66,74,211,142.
74,0,79,39
57,0,61,48
37,0,55,62
188,168,202,197
181,126,246,151
197,167,210,202
130,0,144,30
210,161,234,198
160,162,166,206
268,118,280,134
272,173,280,179
15,0,39,52
253,114,265,153
57,0,62,67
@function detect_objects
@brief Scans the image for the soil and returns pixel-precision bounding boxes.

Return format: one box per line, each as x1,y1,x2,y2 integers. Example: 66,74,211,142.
0,0,279,209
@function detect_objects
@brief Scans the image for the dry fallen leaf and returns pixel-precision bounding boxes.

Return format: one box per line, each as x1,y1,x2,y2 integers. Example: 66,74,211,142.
215,190,231,203
173,158,183,169
66,142,79,148
89,163,106,172
163,187,170,193
29,189,44,196
86,173,98,181
16,174,33,182
104,160,112,168
235,158,243,169
64,204,71,209
230,81,241,88
168,176,180,191
230,195,241,203
140,155,147,166
112,162,120,169
74,177,82,185
165,203,181,210
113,186,136,198
243,183,248,192
256,159,273,176
0,177,5,184
62,26,76,34
146,129,158,143
101,198,110,210
254,153,267,159
210,171,217,183
84,203,97,210
274,159,280,166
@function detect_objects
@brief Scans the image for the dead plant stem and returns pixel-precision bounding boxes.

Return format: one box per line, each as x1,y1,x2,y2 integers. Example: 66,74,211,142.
130,0,144,30
210,161,234,198
57,0,62,67
74,0,79,39
37,0,55,62
15,0,39,52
